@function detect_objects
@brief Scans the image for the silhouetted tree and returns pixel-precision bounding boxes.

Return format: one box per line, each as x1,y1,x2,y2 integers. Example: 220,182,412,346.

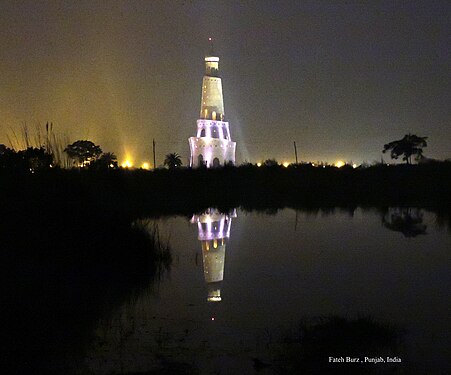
263,158,278,167
383,134,427,164
164,153,182,169
88,152,118,170
0,147,18,170
0,147,53,172
23,147,54,171
64,140,102,167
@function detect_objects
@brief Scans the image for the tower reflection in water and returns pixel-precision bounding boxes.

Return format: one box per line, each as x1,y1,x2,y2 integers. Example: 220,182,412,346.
191,208,237,302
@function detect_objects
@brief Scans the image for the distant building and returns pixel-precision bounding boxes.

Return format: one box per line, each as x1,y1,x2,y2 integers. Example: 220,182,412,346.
189,44,236,167
191,208,237,302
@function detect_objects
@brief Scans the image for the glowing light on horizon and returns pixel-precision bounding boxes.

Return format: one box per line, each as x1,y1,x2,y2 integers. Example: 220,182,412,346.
352,163,357,168
335,161,345,168
257,162,262,167
141,162,150,170
283,162,290,167
122,160,133,168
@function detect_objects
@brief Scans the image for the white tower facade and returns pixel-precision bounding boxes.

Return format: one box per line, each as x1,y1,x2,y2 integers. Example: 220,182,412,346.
189,48,236,167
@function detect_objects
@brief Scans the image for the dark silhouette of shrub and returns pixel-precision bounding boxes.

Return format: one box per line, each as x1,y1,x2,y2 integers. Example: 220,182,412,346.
0,146,53,172
88,152,118,170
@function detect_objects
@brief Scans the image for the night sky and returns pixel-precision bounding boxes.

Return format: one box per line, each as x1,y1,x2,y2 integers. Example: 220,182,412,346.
0,1,449,165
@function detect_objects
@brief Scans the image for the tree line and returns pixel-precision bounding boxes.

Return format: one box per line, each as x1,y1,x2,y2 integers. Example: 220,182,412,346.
0,132,431,173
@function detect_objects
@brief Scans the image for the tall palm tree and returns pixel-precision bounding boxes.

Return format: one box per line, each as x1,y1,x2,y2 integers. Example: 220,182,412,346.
164,153,182,169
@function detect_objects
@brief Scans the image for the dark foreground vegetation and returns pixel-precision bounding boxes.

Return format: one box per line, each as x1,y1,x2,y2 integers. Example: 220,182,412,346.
1,161,450,216
1,129,447,215
0,201,171,374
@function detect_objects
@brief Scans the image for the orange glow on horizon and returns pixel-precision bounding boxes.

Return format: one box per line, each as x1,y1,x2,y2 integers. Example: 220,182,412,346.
121,160,133,168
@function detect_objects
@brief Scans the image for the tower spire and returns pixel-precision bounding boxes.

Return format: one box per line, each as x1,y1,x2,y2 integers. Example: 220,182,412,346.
208,37,215,56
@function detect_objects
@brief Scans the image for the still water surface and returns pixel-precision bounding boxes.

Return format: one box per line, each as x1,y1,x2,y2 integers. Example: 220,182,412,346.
83,207,450,374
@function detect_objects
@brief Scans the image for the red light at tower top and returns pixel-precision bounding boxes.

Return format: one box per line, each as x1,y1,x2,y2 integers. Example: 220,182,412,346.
208,37,214,52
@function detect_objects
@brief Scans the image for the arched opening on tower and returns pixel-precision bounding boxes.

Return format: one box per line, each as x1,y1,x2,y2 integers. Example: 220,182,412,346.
213,157,220,168
200,129,206,137
222,126,229,140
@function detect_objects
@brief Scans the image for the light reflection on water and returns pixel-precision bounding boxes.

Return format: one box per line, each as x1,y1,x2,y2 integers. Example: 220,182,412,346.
191,208,236,303
86,207,451,374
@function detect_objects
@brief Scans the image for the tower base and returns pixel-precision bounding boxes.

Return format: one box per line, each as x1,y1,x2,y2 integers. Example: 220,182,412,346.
189,137,236,168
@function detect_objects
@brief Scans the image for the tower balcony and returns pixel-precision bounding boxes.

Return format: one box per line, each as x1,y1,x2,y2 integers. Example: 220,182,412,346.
205,56,220,77
196,119,231,140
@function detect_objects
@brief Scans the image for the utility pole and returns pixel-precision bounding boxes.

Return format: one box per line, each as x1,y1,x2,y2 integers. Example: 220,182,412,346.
293,141,298,164
152,138,156,169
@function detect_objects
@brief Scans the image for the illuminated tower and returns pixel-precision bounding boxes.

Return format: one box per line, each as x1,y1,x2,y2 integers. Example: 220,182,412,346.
191,208,237,302
189,40,236,167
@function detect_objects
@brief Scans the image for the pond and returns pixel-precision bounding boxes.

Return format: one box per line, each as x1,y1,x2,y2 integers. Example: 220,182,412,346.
88,207,450,374
3,207,450,374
